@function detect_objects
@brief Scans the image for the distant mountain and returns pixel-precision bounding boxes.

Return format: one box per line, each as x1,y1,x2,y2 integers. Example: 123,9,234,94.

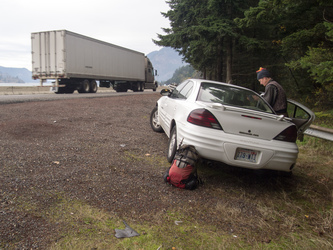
0,66,38,83
147,47,188,82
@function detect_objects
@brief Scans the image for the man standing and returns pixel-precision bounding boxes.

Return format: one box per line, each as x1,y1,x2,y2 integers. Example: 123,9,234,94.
256,67,288,116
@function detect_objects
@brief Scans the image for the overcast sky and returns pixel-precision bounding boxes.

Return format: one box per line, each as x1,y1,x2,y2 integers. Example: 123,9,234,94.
0,0,170,70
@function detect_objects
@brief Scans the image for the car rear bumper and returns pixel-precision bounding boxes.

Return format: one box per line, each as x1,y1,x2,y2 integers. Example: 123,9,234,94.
178,123,299,172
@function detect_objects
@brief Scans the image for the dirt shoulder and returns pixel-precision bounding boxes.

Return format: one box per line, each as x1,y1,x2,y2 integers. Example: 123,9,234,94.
0,93,165,248
0,93,332,249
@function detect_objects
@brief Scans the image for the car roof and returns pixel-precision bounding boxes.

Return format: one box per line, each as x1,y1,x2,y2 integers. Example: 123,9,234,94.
189,78,229,85
187,78,257,93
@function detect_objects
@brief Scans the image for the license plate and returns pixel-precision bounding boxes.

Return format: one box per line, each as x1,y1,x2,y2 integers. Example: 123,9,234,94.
235,148,259,163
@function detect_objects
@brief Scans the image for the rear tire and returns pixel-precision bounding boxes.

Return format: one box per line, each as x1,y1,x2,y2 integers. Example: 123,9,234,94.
132,82,139,92
89,80,98,93
78,80,90,93
167,126,177,163
150,107,163,133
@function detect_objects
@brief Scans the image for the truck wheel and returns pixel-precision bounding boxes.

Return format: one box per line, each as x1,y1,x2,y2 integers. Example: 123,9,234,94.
132,82,139,92
78,80,90,93
89,80,98,93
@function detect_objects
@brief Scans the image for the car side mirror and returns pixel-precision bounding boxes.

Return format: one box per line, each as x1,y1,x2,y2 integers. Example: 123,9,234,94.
160,88,171,96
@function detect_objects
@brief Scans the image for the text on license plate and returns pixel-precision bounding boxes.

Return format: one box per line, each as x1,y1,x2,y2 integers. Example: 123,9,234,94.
235,148,259,163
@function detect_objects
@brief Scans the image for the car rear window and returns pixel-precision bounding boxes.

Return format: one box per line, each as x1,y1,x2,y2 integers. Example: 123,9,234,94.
197,82,274,113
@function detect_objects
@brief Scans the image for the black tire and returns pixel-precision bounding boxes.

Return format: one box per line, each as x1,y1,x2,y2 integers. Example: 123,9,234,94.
89,80,98,93
167,126,177,163
78,80,90,93
150,107,163,133
132,83,139,92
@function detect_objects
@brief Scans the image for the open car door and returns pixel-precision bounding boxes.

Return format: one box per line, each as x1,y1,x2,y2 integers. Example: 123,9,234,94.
287,99,315,140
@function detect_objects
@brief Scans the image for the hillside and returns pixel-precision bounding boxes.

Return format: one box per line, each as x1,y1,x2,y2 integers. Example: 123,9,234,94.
0,66,38,83
147,47,187,82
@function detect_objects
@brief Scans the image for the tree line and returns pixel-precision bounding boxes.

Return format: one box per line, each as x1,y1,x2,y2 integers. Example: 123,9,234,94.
163,64,197,85
154,0,333,108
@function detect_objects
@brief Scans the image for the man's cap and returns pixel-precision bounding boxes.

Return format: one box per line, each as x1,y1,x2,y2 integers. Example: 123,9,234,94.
256,67,271,80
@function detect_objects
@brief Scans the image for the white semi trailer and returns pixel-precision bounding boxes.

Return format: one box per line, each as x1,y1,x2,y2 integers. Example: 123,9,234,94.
31,30,158,93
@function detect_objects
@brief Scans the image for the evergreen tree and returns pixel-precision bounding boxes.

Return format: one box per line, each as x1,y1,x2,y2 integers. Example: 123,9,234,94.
164,64,198,85
237,0,332,106
154,0,255,82
156,0,332,107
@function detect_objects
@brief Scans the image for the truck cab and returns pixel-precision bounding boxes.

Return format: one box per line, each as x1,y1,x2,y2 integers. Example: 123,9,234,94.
144,57,158,91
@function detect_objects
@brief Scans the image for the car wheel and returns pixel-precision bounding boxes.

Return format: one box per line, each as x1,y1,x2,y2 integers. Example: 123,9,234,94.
167,126,177,163
150,107,163,133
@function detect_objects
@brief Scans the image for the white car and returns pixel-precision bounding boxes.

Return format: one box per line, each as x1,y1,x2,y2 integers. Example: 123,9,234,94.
150,79,315,172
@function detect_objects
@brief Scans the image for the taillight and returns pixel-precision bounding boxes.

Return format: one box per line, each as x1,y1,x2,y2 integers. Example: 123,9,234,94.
273,125,297,142
187,109,222,130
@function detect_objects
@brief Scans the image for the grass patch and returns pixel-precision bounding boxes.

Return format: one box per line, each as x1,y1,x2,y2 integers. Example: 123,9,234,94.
8,179,333,250
4,139,333,249
45,198,257,250
313,109,333,129
9,193,246,249
297,136,333,179
298,135,333,155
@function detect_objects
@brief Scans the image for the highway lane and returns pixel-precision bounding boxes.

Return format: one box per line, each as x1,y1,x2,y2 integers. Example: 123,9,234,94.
0,90,158,105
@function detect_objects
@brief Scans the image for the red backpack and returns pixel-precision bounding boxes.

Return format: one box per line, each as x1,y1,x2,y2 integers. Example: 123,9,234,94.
163,145,201,190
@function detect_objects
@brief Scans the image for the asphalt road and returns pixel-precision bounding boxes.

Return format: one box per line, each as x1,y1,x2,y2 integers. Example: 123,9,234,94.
0,90,158,105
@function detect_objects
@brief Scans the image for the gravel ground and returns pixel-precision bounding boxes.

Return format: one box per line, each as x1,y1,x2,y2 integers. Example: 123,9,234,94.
0,93,166,247
0,93,233,248
2,93,320,249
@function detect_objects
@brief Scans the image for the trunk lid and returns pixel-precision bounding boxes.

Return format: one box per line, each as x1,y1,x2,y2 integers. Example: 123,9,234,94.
196,102,294,140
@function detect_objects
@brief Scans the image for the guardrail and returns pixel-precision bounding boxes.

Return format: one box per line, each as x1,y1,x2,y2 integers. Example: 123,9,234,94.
304,125,333,142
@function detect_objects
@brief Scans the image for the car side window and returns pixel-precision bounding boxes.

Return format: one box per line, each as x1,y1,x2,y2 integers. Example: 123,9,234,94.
170,82,185,99
170,81,193,99
178,81,194,99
